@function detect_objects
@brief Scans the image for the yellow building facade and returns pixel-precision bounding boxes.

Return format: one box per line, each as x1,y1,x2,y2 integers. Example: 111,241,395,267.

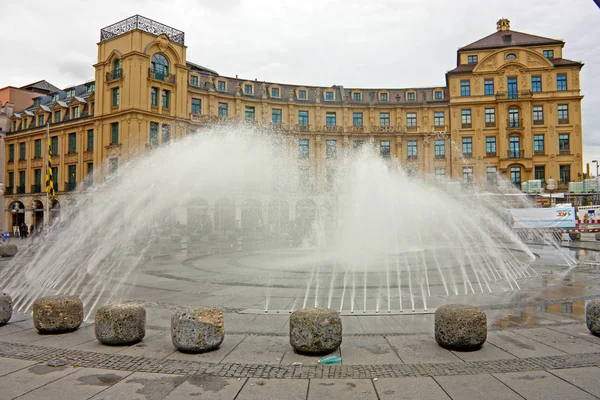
4,16,584,231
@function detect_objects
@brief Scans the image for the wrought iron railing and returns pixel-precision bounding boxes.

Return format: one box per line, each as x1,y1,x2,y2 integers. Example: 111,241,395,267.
507,118,523,128
462,152,473,159
100,15,185,45
534,150,545,156
558,118,569,124
533,119,544,125
148,68,176,84
31,185,41,193
461,123,472,129
5,186,13,195
16,185,25,194
106,68,123,82
485,121,496,128
508,149,525,159
486,152,497,157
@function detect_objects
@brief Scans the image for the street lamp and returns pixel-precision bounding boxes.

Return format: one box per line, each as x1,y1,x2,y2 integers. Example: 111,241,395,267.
593,160,599,177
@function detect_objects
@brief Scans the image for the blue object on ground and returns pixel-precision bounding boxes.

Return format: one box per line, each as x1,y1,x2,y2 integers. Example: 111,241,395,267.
317,355,341,364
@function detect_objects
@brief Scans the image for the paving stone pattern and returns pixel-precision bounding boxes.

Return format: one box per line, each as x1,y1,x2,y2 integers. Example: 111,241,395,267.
1,340,599,380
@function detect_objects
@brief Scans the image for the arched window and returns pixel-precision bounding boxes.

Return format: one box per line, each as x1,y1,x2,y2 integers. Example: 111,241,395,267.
151,54,169,76
113,58,121,71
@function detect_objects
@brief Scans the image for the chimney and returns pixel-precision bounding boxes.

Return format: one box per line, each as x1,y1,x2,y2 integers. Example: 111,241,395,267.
6,103,14,118
496,18,510,32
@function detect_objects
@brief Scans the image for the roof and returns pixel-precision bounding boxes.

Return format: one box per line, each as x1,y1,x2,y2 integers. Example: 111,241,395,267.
447,57,583,75
186,61,219,76
19,80,61,94
459,29,563,51
550,58,583,67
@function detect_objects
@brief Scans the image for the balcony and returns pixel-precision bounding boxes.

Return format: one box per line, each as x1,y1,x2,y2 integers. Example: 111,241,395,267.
461,123,472,129
462,153,473,159
64,182,77,192
434,154,446,160
406,125,418,132
432,125,447,132
533,119,544,126
16,185,25,194
559,149,571,155
534,150,545,156
485,121,496,128
407,155,418,161
31,185,41,193
323,125,343,132
106,68,123,82
558,118,569,124
4,186,13,195
507,149,525,159
295,124,311,132
507,119,523,129
148,68,176,84
486,152,497,157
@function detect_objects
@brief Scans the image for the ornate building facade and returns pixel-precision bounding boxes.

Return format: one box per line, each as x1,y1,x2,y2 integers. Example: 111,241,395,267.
3,16,584,231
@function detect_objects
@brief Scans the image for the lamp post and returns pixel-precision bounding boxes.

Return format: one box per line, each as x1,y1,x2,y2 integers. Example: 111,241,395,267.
593,160,599,177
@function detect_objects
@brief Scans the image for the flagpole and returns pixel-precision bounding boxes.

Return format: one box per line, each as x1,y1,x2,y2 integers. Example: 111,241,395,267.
45,122,50,229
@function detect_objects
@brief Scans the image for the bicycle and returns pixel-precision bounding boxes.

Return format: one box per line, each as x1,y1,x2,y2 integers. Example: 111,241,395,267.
0,232,10,245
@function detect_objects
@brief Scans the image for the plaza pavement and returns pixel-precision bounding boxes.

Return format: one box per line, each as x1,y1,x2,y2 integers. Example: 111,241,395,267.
0,234,599,398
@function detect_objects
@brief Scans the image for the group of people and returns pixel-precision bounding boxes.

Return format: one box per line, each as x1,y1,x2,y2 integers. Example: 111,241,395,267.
12,223,33,239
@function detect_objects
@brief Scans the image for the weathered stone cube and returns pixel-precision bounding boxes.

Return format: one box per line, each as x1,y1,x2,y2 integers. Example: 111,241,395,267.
586,299,600,336
32,295,83,334
0,292,12,325
289,308,342,354
569,232,581,241
171,307,224,353
435,304,487,350
95,303,146,345
595,233,600,241
0,244,18,258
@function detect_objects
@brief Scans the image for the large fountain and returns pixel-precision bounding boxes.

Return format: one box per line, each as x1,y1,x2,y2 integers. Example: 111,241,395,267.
0,125,567,319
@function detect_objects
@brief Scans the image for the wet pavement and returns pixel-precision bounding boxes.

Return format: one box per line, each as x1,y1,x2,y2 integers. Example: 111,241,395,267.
0,233,599,398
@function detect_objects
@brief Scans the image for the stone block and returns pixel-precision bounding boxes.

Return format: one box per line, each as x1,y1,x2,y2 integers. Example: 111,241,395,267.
94,303,146,345
595,233,600,241
586,299,600,336
0,244,18,257
435,304,487,350
289,307,342,354
32,295,83,334
569,232,581,241
0,292,12,325
171,307,224,353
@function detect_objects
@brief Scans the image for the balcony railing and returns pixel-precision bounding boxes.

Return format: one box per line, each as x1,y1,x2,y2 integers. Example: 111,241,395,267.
486,152,497,157
16,185,25,194
407,155,418,161
31,185,41,193
558,118,569,124
462,152,473,159
533,119,544,125
323,125,343,132
461,123,472,129
434,154,446,159
559,149,570,155
65,182,77,192
433,124,447,132
507,118,523,129
100,15,185,45
148,68,176,84
508,149,525,159
5,186,13,195
351,125,365,133
295,124,311,132
106,68,123,82
485,121,496,128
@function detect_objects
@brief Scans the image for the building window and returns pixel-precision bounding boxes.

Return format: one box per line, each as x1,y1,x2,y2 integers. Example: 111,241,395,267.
51,136,58,155
68,165,76,187
298,110,308,125
534,134,545,154
506,52,516,60
66,88,75,98
149,122,159,148
557,74,567,91
532,106,544,125
19,142,26,160
462,137,473,157
68,133,77,153
487,167,497,185
559,165,570,183
151,53,169,76
509,136,521,158
325,92,334,101
508,77,518,99
298,90,307,100
435,168,446,184
467,55,478,64
218,81,226,91
326,140,337,159
245,106,255,121
87,163,93,180
434,140,445,158
559,134,570,154
190,75,198,86
151,87,158,107
34,169,42,189
161,90,170,108
109,158,118,174
558,104,569,123
51,167,58,188
71,106,79,119
543,49,554,59
380,92,388,101
434,112,445,127
486,137,496,156
485,108,495,127
19,170,26,193
461,109,472,128
54,110,61,123
110,123,119,144
380,113,390,126
407,92,415,101
191,98,201,114
299,139,309,159
407,140,418,158
510,167,521,185
508,108,520,128
353,112,363,127
353,92,361,101
325,112,336,126
271,87,280,98
406,112,417,127
87,83,95,93
463,167,473,184
534,166,545,182
531,76,542,92
37,115,44,126
380,141,390,159
460,80,470,96
434,91,442,100
162,124,171,144
87,129,94,151
484,79,494,95
272,108,282,123
244,84,253,95
110,87,120,107
34,139,42,158
218,103,228,118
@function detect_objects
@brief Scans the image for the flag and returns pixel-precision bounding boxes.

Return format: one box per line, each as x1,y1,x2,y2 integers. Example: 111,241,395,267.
45,140,55,197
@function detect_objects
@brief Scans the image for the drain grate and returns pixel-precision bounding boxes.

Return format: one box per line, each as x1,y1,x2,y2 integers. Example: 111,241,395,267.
240,308,436,316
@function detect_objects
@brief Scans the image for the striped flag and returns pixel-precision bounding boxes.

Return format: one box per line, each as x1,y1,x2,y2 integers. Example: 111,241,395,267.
46,139,55,197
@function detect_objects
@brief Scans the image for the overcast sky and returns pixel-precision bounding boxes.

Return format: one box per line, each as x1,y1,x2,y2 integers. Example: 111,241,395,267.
1,0,598,169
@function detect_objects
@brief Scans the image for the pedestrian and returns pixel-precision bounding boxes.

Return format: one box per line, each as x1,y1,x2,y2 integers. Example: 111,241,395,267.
22,223,29,239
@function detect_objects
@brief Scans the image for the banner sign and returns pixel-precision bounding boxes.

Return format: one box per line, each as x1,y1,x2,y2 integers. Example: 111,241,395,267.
510,207,576,229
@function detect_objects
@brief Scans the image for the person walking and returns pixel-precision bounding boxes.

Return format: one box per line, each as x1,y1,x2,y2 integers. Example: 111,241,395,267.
22,223,29,239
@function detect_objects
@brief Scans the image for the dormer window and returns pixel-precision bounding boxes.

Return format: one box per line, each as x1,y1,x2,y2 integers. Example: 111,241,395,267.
72,106,79,119
218,81,226,91
380,92,388,101
434,91,443,100
407,92,415,101
325,91,334,101
244,84,253,95
271,87,280,98
353,92,361,101
298,90,307,100
502,34,512,42
33,98,40,107
37,115,44,126
52,94,59,102
66,88,75,98
543,50,554,59
467,55,478,64
86,83,95,93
